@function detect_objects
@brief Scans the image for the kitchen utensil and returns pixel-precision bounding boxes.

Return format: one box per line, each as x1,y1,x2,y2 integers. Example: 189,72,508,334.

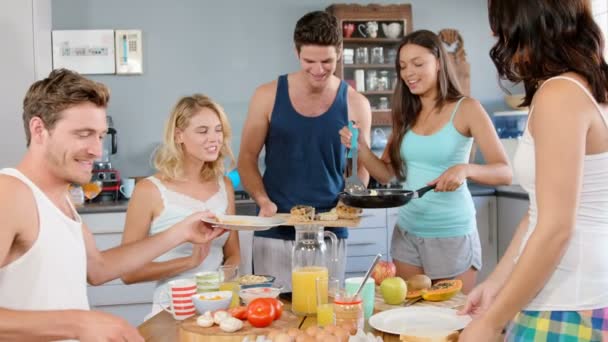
353,253,381,300
344,121,368,196
339,185,435,208
368,306,471,336
403,296,423,307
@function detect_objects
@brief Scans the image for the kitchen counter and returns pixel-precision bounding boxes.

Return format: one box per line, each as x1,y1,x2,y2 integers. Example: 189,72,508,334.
469,183,528,200
76,185,528,215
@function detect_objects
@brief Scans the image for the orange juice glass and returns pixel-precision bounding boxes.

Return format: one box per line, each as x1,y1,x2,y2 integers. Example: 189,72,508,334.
219,265,240,308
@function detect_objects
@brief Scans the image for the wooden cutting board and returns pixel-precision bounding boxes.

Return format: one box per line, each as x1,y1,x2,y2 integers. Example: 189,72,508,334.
274,213,361,227
178,309,304,342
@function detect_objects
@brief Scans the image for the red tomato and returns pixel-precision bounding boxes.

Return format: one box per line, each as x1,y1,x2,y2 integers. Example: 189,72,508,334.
246,298,276,328
263,298,283,320
228,306,248,320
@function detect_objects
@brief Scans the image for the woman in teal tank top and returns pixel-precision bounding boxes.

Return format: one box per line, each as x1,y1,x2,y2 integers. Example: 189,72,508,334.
340,30,512,293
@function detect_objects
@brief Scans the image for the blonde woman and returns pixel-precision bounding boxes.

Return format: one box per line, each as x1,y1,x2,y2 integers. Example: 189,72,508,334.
120,94,240,319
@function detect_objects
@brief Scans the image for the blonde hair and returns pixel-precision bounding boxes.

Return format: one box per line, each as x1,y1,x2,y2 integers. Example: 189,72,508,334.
153,94,235,181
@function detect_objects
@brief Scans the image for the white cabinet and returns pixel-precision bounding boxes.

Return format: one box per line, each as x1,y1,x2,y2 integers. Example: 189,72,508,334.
473,196,498,283
386,207,399,260
345,208,387,278
497,197,529,259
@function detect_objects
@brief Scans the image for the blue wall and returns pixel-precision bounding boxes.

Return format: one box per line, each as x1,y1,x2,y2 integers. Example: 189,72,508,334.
52,0,509,177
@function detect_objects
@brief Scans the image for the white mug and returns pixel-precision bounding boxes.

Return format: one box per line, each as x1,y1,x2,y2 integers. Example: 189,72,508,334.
120,178,135,199
157,279,197,320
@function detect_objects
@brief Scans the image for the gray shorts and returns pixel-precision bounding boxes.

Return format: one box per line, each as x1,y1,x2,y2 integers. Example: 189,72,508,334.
390,226,482,279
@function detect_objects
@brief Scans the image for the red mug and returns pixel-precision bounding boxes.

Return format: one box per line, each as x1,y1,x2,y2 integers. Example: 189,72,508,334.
343,23,355,38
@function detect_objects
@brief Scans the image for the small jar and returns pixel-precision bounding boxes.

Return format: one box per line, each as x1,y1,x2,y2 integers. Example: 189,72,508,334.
377,71,389,91
333,293,364,330
371,47,384,64
378,97,389,110
366,70,378,92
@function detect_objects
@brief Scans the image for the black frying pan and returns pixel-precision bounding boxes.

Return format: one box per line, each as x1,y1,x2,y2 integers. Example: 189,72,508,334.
339,185,436,208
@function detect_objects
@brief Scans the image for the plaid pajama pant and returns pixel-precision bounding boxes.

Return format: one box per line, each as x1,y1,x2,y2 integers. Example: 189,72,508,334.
505,308,608,341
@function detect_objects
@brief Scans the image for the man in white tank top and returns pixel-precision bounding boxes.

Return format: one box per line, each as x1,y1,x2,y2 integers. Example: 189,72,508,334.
0,69,226,341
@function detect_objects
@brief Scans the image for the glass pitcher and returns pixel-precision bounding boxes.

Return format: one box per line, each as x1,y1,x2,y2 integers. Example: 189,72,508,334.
291,225,338,316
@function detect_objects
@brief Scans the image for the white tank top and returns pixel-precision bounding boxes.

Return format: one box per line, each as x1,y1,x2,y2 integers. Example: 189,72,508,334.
0,168,89,312
146,176,229,316
513,76,608,311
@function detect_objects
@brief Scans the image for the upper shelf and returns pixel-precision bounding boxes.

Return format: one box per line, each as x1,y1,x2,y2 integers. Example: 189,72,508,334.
343,64,394,69
343,38,402,44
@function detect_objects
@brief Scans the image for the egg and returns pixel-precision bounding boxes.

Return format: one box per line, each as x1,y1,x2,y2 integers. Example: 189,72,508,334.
266,329,280,340
296,334,316,342
340,322,357,335
324,335,339,342
287,327,301,338
333,328,349,342
305,326,319,337
324,325,337,334
315,332,330,341
273,332,292,342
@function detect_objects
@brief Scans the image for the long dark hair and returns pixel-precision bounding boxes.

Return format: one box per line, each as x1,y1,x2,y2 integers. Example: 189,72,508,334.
388,30,463,181
488,0,608,106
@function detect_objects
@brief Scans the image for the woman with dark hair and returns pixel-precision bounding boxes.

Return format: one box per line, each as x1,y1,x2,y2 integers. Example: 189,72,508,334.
339,29,511,293
459,1,608,340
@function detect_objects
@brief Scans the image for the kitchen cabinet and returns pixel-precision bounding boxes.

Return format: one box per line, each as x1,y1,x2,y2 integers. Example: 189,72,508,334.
82,212,154,327
497,197,529,259
473,196,498,283
345,208,387,278
326,4,413,126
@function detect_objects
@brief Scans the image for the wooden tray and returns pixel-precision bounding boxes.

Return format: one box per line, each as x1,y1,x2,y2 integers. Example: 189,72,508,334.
178,309,304,342
274,213,361,227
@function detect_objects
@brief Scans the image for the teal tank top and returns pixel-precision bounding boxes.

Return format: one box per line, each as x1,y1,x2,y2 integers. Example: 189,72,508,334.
397,97,476,238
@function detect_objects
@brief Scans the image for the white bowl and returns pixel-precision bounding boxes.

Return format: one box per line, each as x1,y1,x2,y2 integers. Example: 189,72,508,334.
239,286,281,305
191,291,232,314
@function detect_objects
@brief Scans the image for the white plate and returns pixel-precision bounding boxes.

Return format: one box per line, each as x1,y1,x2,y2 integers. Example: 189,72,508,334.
202,214,286,231
368,306,471,336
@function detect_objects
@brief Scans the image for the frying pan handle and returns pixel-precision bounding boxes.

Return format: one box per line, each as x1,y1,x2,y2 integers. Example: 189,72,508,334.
415,185,436,198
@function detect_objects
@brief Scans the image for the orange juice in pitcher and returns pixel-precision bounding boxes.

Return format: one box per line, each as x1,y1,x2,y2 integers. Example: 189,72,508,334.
292,266,328,314
291,224,337,316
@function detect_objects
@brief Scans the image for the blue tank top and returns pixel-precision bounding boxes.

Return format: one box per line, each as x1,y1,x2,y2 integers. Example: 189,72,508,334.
255,75,349,240
397,98,476,238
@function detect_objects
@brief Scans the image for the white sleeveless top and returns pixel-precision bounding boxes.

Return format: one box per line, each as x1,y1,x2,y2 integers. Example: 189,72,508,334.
513,76,608,311
146,176,229,315
0,169,89,312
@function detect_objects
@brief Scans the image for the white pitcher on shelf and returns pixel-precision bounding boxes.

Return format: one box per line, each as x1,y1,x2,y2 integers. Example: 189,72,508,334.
358,21,378,38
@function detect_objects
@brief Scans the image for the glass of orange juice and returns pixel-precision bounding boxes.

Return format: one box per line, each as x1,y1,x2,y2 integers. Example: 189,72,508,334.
218,265,240,308
82,181,103,202
316,277,339,327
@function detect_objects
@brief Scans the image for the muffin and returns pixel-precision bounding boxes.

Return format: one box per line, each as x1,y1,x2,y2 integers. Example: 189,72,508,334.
290,205,315,221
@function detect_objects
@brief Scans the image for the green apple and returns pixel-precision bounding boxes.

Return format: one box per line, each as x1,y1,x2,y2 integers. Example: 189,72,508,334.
380,277,407,305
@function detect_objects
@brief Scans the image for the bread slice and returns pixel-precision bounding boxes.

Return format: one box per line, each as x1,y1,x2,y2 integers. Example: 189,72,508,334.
335,202,362,219
315,208,339,221
290,205,315,221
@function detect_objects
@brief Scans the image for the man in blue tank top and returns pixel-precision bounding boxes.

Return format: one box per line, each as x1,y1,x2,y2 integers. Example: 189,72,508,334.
238,11,372,290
